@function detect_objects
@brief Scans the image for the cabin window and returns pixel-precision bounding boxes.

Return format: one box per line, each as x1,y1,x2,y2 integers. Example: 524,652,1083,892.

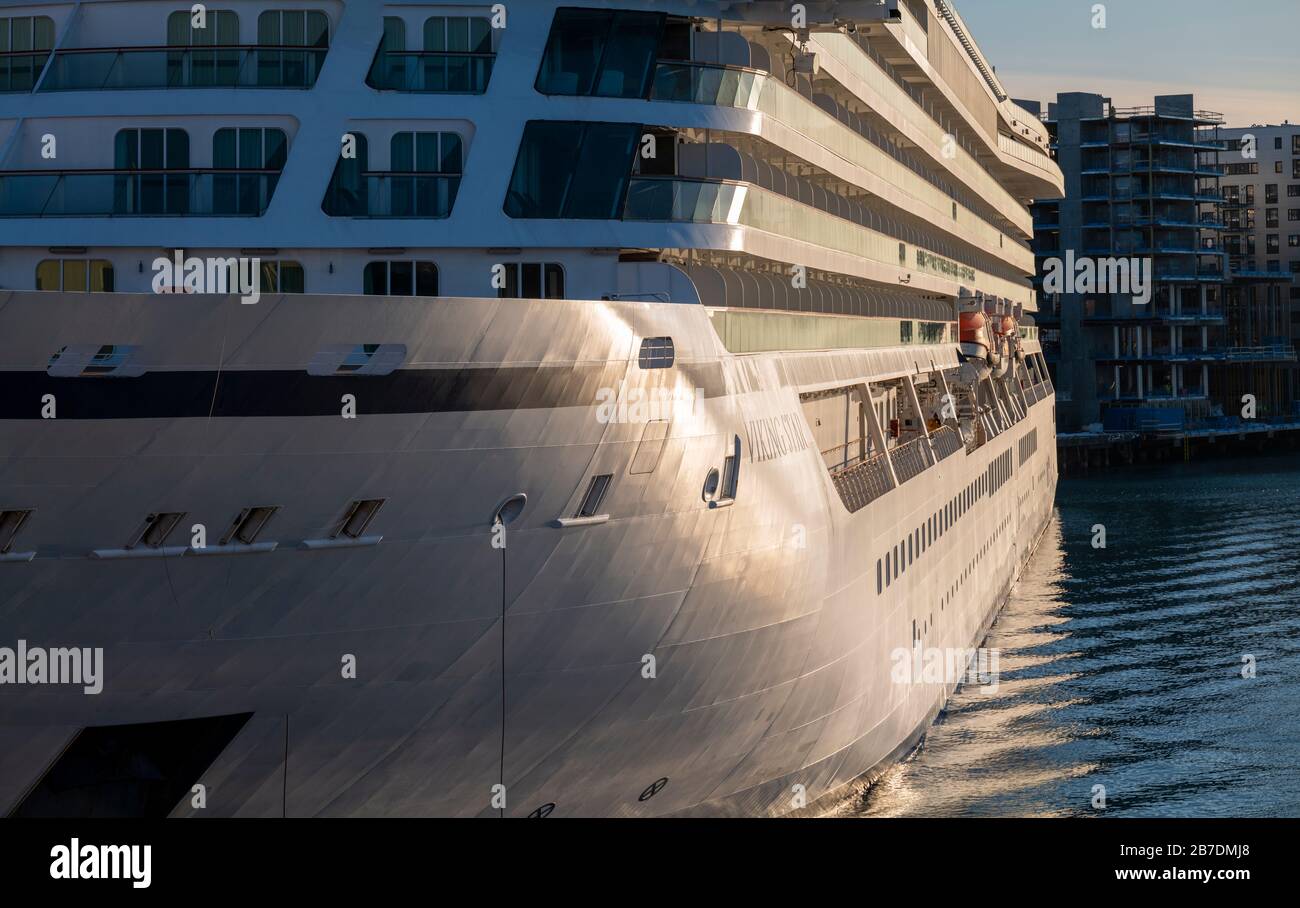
166,9,240,86
497,263,565,299
638,336,675,369
504,121,640,219
0,16,55,92
256,10,330,87
114,128,190,214
535,8,664,99
364,260,438,296
36,259,114,292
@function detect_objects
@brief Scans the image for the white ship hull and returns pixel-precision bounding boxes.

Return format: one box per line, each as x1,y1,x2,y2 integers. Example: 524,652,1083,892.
0,290,1056,816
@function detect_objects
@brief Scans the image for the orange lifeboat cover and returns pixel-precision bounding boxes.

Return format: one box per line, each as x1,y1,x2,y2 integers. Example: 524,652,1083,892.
959,311,987,346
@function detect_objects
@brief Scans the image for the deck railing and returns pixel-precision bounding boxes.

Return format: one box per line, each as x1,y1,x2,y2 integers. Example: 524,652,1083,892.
831,450,893,514
930,425,964,460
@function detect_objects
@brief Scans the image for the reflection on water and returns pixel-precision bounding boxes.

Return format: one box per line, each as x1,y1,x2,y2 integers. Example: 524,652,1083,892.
849,454,1300,818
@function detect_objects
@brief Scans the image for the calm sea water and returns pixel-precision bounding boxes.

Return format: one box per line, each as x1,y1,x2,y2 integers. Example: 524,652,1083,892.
848,453,1300,818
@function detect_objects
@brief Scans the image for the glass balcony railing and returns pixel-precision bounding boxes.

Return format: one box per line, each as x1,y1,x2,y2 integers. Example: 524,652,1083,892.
0,170,280,216
623,176,1031,306
366,51,493,93
322,173,461,218
39,46,327,91
0,51,52,92
649,60,763,109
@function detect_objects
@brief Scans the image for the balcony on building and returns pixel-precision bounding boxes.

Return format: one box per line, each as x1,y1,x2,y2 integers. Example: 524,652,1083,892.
366,14,496,93
0,125,287,216
37,10,330,91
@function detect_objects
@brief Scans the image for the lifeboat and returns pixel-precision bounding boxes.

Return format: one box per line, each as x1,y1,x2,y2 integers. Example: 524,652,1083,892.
958,310,992,362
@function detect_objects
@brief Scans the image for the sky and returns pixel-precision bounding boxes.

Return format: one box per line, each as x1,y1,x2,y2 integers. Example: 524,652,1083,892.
955,0,1300,127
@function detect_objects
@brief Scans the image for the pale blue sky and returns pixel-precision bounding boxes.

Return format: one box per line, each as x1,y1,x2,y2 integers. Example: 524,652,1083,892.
956,0,1300,127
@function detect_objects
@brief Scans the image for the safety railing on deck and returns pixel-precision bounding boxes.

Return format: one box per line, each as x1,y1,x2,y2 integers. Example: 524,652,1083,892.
890,436,931,485
930,425,964,460
831,450,893,514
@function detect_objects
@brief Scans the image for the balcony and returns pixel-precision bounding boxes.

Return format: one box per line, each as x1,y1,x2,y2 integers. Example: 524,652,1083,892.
38,46,327,91
0,170,280,216
366,50,493,93
322,173,461,218
621,175,1032,301
0,50,52,92
650,59,763,108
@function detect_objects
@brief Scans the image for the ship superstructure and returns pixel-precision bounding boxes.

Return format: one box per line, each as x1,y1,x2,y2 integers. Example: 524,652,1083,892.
0,0,1063,817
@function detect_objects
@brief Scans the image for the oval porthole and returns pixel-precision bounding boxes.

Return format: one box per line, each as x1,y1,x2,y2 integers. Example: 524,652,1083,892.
638,777,669,802
527,802,556,818
701,469,720,502
492,493,527,528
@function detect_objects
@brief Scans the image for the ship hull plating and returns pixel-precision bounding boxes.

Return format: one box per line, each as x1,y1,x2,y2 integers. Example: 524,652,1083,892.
0,292,1056,817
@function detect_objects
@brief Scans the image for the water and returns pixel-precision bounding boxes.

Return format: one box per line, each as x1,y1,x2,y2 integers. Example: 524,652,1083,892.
851,453,1300,818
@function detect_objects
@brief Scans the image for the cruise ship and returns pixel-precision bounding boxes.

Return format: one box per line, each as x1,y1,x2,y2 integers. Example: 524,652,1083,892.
0,0,1063,817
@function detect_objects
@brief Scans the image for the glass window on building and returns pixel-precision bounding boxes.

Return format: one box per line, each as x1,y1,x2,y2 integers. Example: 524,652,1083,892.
364,261,438,297
535,8,664,98
260,260,304,293
497,263,565,300
114,128,190,214
422,16,493,92
167,9,240,86
213,127,287,214
322,132,369,216
256,10,330,87
504,121,640,219
0,16,55,92
36,259,115,292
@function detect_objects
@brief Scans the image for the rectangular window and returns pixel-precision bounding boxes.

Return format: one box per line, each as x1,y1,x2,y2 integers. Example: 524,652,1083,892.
497,263,565,299
257,10,330,87
536,8,665,99
167,9,240,87
364,261,438,297
35,259,114,292
0,16,55,92
213,127,286,215
115,128,190,214
637,336,675,369
504,121,640,219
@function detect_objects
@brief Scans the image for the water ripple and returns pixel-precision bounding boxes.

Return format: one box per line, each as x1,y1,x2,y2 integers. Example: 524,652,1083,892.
848,454,1300,818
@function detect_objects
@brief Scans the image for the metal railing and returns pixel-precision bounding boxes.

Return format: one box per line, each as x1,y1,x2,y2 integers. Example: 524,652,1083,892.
891,436,931,485
0,50,52,92
0,169,280,216
39,45,327,90
930,425,964,460
831,450,893,515
366,50,494,93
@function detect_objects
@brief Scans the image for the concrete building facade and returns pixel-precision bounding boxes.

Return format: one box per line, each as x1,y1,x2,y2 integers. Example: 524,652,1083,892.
1025,93,1295,432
